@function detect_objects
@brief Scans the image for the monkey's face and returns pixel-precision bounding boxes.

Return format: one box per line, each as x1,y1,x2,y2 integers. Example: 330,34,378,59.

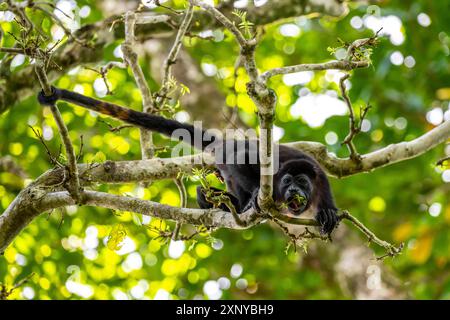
279,173,313,215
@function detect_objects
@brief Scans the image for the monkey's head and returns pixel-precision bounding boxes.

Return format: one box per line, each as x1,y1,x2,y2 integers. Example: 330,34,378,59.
275,160,317,215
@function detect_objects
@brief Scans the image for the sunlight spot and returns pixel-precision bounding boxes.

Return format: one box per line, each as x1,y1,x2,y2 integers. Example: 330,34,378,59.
426,108,443,125
394,117,407,130
168,240,185,259
282,71,313,86
230,263,243,278
113,289,129,300
361,119,371,132
113,45,123,59
279,24,300,37
350,16,363,29
203,280,222,300
442,170,450,183
66,280,94,298
130,284,145,299
290,93,348,128
390,51,404,66
122,252,143,272
83,235,98,250
325,70,347,84
114,236,136,255
273,125,285,142
325,131,338,145
364,15,404,45
212,239,224,250
236,278,248,290
79,6,91,18
218,277,231,290
22,287,35,300
154,288,171,300
417,13,431,27
254,0,268,7
201,63,217,77
429,203,442,217
175,111,191,123
11,54,25,68
404,56,416,68
444,109,450,121
335,48,347,60
233,0,248,8
15,254,27,266
43,126,54,141
0,11,15,22
94,78,108,97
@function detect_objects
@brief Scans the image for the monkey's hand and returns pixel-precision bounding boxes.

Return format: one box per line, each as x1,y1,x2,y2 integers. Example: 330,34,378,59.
242,188,260,213
316,208,338,236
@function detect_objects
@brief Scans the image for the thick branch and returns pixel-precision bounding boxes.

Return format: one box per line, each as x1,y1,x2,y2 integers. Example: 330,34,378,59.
0,188,261,254
287,119,450,177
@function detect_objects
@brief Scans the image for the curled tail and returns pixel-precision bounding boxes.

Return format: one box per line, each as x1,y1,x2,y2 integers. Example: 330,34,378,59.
37,87,215,150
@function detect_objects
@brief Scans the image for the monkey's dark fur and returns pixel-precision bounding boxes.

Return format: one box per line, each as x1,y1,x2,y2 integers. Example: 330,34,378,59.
38,87,338,235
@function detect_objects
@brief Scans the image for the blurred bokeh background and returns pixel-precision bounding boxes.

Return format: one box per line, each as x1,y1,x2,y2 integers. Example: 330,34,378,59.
0,0,449,299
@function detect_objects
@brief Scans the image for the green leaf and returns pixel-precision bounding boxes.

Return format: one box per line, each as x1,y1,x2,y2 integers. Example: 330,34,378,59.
106,224,127,251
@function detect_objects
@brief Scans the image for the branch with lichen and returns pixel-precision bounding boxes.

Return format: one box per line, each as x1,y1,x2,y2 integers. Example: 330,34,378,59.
287,119,450,177
260,60,369,82
122,11,155,160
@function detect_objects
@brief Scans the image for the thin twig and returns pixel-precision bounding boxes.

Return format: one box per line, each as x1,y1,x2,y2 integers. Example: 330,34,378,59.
85,61,126,95
35,60,83,203
0,47,25,54
339,210,404,260
191,0,247,48
33,5,85,45
0,272,35,300
436,155,450,167
29,126,63,167
339,73,360,161
157,1,194,107
172,177,187,240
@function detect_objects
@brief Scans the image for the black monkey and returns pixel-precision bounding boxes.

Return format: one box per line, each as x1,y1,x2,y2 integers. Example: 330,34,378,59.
37,87,338,235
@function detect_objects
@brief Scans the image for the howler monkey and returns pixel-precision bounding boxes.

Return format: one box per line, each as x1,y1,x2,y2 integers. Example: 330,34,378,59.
37,87,338,235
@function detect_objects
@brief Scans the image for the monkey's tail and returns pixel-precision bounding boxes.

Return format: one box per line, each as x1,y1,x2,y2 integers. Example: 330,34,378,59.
37,87,215,150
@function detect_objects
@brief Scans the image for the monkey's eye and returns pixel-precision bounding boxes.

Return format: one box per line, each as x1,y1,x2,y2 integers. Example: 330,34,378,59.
282,176,292,184
295,175,309,185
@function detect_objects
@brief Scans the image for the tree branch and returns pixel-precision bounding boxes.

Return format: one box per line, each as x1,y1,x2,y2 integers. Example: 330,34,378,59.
287,119,450,177
35,60,83,203
260,60,369,82
122,11,155,160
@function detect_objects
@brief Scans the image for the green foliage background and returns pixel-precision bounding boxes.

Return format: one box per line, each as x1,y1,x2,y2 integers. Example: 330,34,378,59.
0,0,449,299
